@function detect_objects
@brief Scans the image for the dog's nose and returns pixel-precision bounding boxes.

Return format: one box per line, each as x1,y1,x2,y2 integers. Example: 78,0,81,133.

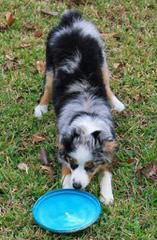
73,182,82,189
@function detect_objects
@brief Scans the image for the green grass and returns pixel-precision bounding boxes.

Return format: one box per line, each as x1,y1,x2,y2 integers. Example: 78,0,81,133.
0,0,157,239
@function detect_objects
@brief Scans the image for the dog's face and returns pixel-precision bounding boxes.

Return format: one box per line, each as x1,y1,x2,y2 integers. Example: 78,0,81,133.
59,128,117,189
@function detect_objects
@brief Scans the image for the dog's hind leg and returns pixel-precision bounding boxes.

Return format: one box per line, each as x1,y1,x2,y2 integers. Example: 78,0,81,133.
102,64,125,112
61,165,72,189
34,70,53,118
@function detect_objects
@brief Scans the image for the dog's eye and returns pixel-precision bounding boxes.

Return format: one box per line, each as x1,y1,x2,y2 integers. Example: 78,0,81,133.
66,156,78,170
84,162,95,172
70,162,78,170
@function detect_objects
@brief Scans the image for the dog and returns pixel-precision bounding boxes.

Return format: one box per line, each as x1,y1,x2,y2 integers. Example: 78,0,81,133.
34,10,125,205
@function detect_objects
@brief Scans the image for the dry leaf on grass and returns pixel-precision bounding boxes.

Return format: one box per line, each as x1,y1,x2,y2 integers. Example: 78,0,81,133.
67,0,87,7
6,12,15,26
16,96,24,103
138,162,157,181
2,60,19,72
113,62,125,69
23,22,43,38
40,10,59,17
0,12,15,31
0,23,8,31
17,163,29,173
36,60,45,74
41,165,53,179
39,148,49,166
5,54,16,61
34,30,43,38
39,148,53,179
113,63,120,69
23,22,37,31
2,54,21,72
101,32,119,39
128,157,136,164
18,43,31,49
32,133,46,144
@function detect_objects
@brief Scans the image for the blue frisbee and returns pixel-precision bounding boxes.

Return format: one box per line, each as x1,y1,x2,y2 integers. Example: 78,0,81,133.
32,189,101,233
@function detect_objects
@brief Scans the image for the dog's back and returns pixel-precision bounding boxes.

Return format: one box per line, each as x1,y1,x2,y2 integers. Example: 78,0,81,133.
46,10,108,116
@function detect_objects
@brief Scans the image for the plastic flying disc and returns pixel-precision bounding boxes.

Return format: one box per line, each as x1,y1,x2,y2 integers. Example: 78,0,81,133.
32,189,101,233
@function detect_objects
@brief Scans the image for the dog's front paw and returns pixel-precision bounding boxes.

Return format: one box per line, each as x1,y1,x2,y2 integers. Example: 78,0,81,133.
113,102,125,112
34,104,48,118
100,193,114,205
111,96,125,112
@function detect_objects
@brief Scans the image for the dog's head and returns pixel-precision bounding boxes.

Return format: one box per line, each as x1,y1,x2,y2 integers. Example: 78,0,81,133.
59,127,117,189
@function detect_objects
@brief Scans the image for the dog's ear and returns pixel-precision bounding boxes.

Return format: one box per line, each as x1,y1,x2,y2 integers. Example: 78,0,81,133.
91,130,118,153
61,127,83,152
58,145,66,163
70,127,82,139
91,130,101,141
103,140,118,153
61,133,73,152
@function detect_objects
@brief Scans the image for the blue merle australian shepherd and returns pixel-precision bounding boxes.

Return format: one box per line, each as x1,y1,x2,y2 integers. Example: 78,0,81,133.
35,10,125,205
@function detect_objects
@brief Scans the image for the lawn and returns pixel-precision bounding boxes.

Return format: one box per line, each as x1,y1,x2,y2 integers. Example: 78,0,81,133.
0,0,157,239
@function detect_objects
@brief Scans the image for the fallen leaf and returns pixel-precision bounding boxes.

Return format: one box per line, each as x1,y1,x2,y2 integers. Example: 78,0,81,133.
2,60,19,72
0,22,8,31
101,32,119,39
128,157,136,164
17,163,29,173
40,10,59,17
23,22,37,31
18,43,31,49
112,61,125,79
32,133,46,144
5,54,16,61
67,0,87,7
41,165,53,179
16,96,24,103
36,60,45,74
6,12,15,26
0,151,10,164
12,187,18,193
34,30,43,38
113,63,120,69
39,148,49,166
139,162,157,181
2,55,19,71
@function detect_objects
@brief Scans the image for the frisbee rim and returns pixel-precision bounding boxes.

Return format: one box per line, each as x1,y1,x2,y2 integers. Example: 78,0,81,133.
32,189,102,233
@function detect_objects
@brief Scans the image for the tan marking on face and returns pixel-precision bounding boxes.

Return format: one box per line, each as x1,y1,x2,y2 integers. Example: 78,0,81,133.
86,164,101,181
87,163,113,182
65,156,77,165
62,165,71,177
84,161,94,170
98,164,112,172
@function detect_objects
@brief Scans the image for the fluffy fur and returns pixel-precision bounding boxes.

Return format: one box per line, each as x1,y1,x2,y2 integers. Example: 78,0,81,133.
34,10,125,205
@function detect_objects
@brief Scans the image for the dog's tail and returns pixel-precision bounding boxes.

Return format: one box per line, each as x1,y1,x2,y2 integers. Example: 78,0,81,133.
60,9,82,27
